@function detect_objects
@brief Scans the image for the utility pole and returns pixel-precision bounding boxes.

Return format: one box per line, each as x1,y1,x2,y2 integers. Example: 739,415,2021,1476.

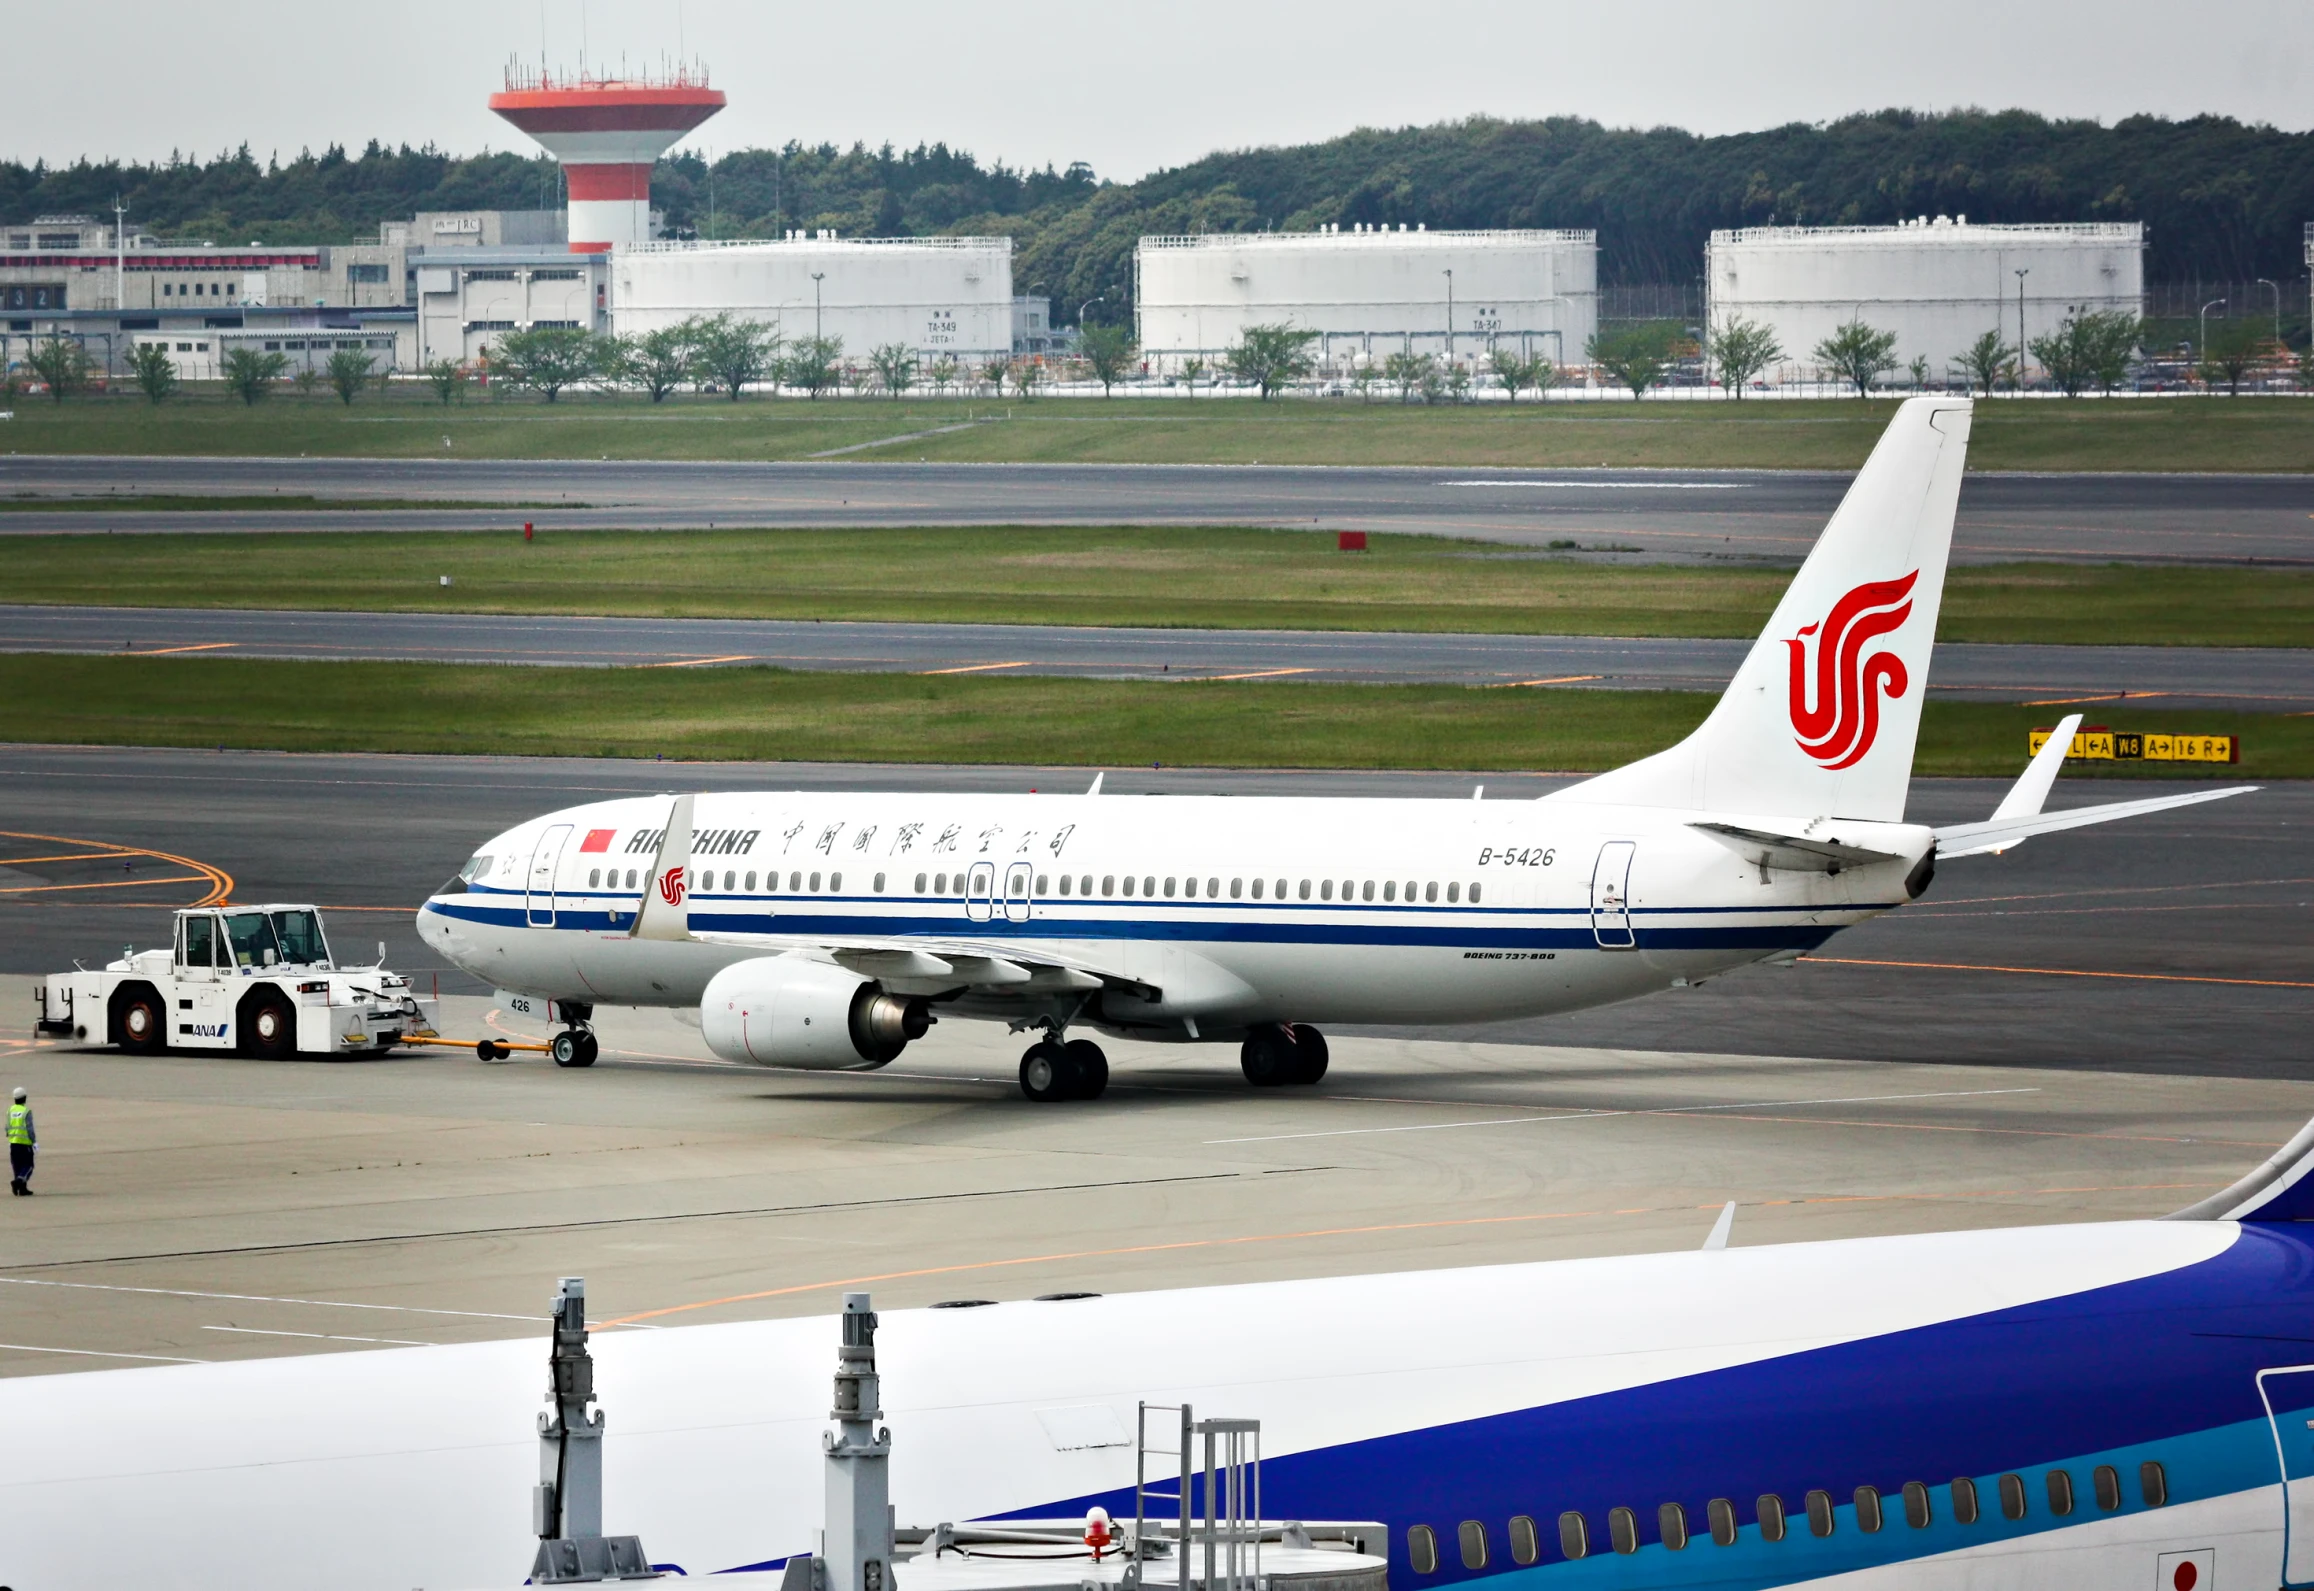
2014,268,2029,393
2199,297,2226,389
2258,278,2280,347
1443,268,1454,360
812,271,825,345
113,197,127,314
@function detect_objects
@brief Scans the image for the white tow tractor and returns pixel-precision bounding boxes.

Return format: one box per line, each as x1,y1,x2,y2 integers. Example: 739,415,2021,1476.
37,904,436,1060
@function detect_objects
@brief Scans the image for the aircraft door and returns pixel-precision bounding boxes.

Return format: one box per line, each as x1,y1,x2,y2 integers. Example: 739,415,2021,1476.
527,824,572,928
1002,861,1033,924
1590,841,1637,949
965,861,996,923
2258,1365,2314,1586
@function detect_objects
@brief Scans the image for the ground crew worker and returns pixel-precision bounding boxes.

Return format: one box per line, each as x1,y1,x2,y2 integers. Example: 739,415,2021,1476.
8,1088,35,1196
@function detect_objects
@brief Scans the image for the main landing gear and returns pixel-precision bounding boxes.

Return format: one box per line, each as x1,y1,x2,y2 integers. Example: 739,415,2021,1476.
1019,1035,1109,1102
1241,1023,1328,1087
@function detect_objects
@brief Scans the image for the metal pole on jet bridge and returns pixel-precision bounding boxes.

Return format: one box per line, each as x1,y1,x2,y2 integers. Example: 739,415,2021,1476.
824,1293,895,1591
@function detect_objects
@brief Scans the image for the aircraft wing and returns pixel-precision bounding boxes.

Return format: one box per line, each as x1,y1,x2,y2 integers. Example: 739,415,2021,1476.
688,929,1152,998
1933,786,2257,859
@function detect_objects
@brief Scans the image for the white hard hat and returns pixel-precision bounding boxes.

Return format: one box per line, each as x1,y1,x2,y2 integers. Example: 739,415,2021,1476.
11,1088,23,1102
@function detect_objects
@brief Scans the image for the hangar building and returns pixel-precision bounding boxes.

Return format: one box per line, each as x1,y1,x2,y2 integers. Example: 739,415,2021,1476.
611,235,1015,364
1706,218,2146,385
1133,227,1598,375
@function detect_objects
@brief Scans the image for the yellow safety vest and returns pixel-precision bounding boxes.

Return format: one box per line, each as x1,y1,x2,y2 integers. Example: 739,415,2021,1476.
6,1104,30,1146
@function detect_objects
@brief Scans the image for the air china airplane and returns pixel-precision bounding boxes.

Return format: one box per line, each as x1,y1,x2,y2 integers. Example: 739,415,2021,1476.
416,397,2250,1097
13,1113,2314,1591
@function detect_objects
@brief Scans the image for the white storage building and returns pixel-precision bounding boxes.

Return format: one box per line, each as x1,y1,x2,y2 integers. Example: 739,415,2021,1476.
1706,219,2145,386
611,235,1014,364
1133,227,1598,375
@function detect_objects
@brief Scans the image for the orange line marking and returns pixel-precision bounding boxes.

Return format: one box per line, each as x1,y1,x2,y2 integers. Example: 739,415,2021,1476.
638,654,757,669
0,851,139,865
1198,667,1314,682
1802,954,2314,991
126,642,237,656
919,661,1030,675
0,874,205,896
0,829,234,908
1500,674,1605,687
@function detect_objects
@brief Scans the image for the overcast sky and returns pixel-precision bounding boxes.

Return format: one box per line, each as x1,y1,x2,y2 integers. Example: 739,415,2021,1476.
14,0,2312,179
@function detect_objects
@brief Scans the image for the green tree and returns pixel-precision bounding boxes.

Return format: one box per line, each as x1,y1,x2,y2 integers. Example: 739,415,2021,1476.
1179,356,1205,398
868,342,918,398
927,355,959,395
2080,311,2142,395
1488,347,1555,403
1225,322,1319,400
424,358,466,404
1813,317,1900,396
128,342,178,404
292,366,322,402
222,346,288,405
1958,330,2014,397
1079,322,1137,397
2027,309,2115,399
1348,361,1380,403
619,321,702,403
1383,349,1430,402
25,336,92,403
781,335,844,399
1707,317,1782,399
1444,362,1471,403
1586,322,1682,399
688,314,777,400
2198,317,2265,396
487,325,603,403
1012,358,1044,400
326,346,375,406
1907,355,1931,390
978,355,1010,396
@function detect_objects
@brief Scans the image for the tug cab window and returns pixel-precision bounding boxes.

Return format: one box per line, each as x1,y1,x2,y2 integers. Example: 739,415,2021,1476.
223,911,284,969
179,914,216,969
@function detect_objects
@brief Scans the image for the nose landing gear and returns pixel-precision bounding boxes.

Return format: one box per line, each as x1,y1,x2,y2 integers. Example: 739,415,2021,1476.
1241,1023,1328,1087
1019,1034,1109,1101
550,1025,599,1068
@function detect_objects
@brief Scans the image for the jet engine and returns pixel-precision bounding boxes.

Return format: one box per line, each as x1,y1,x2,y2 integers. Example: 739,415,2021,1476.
699,955,930,1070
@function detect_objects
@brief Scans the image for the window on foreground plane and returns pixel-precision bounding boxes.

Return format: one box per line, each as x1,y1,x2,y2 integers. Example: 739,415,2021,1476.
1384,881,1398,902
1036,874,1049,893
269,909,327,965
1507,1515,1538,1565
1457,1520,1487,1569
1951,1476,1979,1524
1607,1507,1638,1555
1902,1481,1932,1528
1102,875,1114,894
1756,1494,1787,1542
1406,1525,1438,1574
2141,1461,2168,1507
1998,1474,2027,1520
873,873,885,892
1470,882,1482,902
1804,1490,1834,1537
2046,1469,2074,1516
1320,880,1333,900
224,911,283,968
1854,1486,1883,1532
459,853,493,881
2092,1465,2121,1510
1657,1502,1688,1550
1557,1511,1588,1560
1707,1498,1737,1546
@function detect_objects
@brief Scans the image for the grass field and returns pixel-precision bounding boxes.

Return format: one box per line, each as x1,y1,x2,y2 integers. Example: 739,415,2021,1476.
2,654,2296,778
2,526,2304,646
5,390,2313,471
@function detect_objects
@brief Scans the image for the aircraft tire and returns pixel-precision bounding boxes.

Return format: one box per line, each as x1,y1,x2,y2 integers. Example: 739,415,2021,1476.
1063,1040,1109,1100
551,1030,597,1069
1020,1042,1072,1102
1240,1026,1295,1087
1287,1024,1329,1084
574,1031,600,1067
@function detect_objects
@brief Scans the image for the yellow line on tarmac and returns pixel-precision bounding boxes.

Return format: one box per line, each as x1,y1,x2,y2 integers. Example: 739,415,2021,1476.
919,661,1031,675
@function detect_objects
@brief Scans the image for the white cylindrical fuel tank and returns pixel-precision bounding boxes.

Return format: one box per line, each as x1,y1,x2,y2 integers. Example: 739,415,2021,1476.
699,955,926,1070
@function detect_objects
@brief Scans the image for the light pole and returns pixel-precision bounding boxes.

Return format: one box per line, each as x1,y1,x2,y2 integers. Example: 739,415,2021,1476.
1443,268,1454,360
811,271,825,345
1077,295,1102,341
2013,268,2029,393
2199,297,2226,385
2258,278,2281,347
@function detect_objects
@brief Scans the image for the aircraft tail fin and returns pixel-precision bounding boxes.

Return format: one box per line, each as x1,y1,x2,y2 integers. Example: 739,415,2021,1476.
630,793,694,942
2168,1113,2314,1223
1550,397,1972,822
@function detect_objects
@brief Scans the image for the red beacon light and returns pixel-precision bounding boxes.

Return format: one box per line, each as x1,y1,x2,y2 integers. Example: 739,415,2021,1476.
1084,1506,1115,1559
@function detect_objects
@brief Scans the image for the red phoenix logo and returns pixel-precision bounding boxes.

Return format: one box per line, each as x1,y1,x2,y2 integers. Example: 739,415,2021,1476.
658,866,688,906
1784,571,1919,769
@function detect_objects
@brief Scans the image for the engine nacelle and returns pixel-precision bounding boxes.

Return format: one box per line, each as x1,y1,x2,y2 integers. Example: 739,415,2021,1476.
699,955,930,1070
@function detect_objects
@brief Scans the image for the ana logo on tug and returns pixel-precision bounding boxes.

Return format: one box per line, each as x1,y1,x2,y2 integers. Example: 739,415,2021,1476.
658,865,687,906
1784,571,1918,769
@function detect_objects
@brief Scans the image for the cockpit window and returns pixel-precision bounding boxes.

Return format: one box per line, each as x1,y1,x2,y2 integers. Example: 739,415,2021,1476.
268,909,329,966
459,854,494,882
222,911,283,968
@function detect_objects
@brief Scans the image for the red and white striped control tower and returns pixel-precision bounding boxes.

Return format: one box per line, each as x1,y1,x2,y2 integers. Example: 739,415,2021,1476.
489,65,725,253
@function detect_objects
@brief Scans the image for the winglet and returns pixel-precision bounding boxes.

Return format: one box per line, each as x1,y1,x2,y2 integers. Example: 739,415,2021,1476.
1989,712,2083,828
2167,1114,2314,1222
1702,1201,1736,1250
1087,771,1104,796
629,793,694,942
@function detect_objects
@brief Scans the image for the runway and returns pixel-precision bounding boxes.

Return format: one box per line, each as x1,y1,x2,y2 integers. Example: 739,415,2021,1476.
2,747,2302,1075
6,603,2305,708
5,456,2310,564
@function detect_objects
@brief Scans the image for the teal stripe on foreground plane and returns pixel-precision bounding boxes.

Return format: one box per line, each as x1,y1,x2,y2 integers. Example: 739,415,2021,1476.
15,1104,2314,1589
417,399,2255,1096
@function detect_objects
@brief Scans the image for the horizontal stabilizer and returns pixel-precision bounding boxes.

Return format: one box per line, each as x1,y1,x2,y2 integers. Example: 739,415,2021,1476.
1934,786,2256,860
1690,821,1907,874
2168,1113,2314,1222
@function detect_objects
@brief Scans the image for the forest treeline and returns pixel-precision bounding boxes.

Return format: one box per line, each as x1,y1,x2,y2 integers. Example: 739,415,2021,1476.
7,110,2309,327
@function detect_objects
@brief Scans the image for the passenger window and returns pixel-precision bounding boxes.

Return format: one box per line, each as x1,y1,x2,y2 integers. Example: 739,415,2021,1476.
1384,881,1397,902
1320,880,1334,900
2140,1461,2167,1507
1456,1520,1487,1570
872,873,885,893
1406,1525,1438,1575
1607,1507,1637,1555
1951,1477,1979,1524
1469,882,1482,903
1035,874,1048,893
1080,876,1092,895
1274,878,1286,898
1361,880,1375,901
746,871,758,891
1658,1502,1688,1551
1299,880,1312,900
1403,879,1416,900
914,873,927,893
1143,876,1155,895
2046,1470,2073,1516
1207,877,1219,897
830,872,842,891
1231,878,1243,899
1854,1486,1882,1532
1251,878,1264,899
1556,1511,1588,1560
1164,877,1176,897
1902,1481,1931,1528
1804,1490,1834,1537
790,871,803,891
1707,1498,1736,1546
1756,1494,1786,1542
1058,875,1071,896
589,868,601,887
1998,1474,2027,1520
1507,1515,1538,1566
1102,875,1114,894
810,872,822,891
932,872,946,893
1426,881,1438,902
2092,1465,2120,1511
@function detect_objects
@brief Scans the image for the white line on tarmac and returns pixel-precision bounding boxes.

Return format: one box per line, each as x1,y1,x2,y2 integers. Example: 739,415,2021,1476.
1205,1087,2043,1145
204,1326,434,1347
0,1277,539,1320
0,1341,207,1363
